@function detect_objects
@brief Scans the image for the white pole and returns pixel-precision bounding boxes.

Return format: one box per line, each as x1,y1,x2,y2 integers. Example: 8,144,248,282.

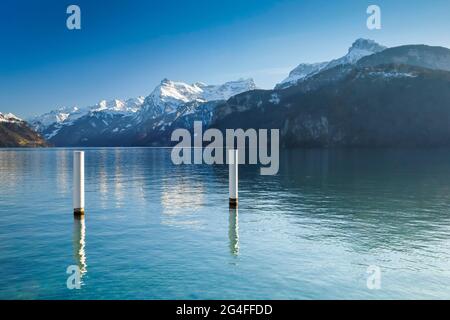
229,149,238,207
73,151,85,215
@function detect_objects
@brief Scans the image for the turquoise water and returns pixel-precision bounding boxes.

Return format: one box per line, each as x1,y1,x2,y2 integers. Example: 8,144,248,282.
1,148,450,299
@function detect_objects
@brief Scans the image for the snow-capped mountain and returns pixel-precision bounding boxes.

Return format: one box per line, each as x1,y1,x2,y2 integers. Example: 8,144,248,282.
198,79,257,101
327,38,387,68
32,78,256,145
0,112,23,123
9,39,450,148
139,78,256,120
276,39,387,89
30,106,83,133
30,97,145,139
276,62,328,90
213,43,450,148
140,79,205,118
93,98,145,114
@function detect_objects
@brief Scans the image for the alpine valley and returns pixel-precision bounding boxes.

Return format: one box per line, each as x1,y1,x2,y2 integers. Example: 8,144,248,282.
3,38,450,148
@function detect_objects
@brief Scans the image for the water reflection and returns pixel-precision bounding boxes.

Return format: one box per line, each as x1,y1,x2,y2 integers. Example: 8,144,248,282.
160,175,205,228
113,149,125,207
0,151,21,189
274,149,450,251
56,150,69,193
229,208,239,256
98,150,109,208
73,216,87,281
3,148,450,299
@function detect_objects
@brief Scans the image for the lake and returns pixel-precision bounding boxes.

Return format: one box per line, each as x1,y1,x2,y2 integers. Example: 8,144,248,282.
1,148,450,299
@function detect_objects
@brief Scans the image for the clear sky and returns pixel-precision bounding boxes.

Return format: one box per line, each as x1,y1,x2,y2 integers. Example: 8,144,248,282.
1,0,449,118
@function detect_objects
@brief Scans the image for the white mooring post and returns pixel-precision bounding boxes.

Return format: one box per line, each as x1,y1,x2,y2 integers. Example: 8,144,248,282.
229,149,238,208
73,151,85,216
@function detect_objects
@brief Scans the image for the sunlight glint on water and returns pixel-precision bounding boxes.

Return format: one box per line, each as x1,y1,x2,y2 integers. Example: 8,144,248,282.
1,148,450,299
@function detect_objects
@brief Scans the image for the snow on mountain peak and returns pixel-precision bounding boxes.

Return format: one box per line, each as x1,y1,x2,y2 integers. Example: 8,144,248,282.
276,39,387,89
30,96,145,135
92,98,144,114
95,99,125,112
142,78,257,116
0,112,22,123
32,78,256,138
277,62,328,88
342,38,387,64
200,78,257,101
350,38,387,53
155,79,204,102
125,97,145,111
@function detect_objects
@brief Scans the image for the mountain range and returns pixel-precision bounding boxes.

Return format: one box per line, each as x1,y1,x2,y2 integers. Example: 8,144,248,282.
213,42,450,147
27,78,256,146
2,38,450,148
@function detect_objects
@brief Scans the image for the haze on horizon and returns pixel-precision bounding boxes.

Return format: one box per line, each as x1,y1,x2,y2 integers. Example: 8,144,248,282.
1,0,450,118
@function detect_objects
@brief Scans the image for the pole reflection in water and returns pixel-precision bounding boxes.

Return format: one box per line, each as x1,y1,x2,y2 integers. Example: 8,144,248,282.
229,208,239,256
73,216,87,282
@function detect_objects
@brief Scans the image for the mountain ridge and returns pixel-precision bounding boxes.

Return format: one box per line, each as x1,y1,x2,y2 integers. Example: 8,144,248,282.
0,112,48,147
212,62,450,147
32,78,256,146
18,39,450,148
276,38,387,89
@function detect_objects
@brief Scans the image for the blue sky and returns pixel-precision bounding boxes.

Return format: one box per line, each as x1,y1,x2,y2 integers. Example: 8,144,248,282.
1,0,449,118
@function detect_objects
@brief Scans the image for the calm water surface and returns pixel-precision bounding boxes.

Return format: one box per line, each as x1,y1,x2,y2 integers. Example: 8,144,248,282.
1,148,450,299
